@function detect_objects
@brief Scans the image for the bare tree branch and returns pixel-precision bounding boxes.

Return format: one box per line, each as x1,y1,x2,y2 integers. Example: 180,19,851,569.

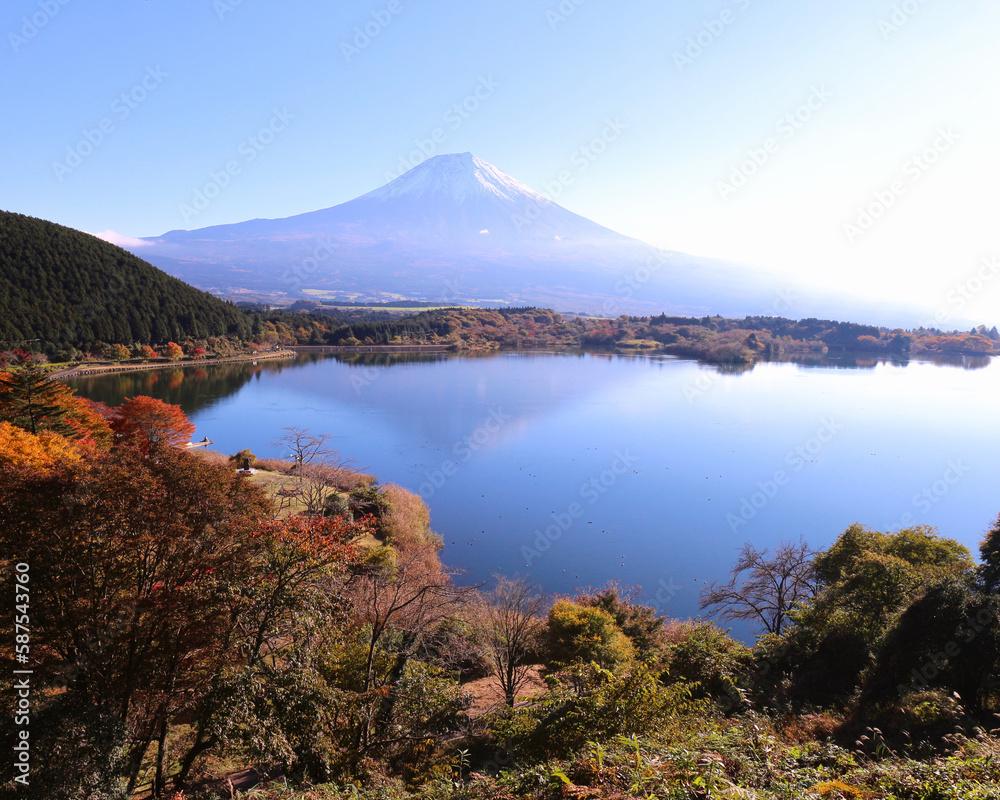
477,574,546,707
271,426,350,469
700,538,817,636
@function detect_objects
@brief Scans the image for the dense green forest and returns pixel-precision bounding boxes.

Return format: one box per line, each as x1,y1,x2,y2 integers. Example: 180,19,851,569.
0,210,252,349
6,369,1000,799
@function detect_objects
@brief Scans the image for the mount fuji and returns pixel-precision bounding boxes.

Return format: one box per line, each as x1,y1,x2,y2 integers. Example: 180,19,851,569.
133,153,899,320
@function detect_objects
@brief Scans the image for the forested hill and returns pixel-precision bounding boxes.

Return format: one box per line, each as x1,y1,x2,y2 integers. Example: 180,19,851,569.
0,210,251,346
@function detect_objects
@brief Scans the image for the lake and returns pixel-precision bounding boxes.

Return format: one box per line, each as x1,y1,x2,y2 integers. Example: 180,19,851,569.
68,350,1000,638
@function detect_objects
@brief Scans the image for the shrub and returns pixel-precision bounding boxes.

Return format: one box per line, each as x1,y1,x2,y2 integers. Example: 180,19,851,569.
663,621,752,706
809,780,866,799
545,600,635,671
380,483,441,548
902,690,964,729
489,663,699,760
0,695,127,800
229,448,257,470
575,583,668,663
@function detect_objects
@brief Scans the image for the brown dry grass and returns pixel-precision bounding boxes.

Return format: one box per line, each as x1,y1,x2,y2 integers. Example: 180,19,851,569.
189,450,380,547
254,457,372,492
463,665,547,716
189,448,230,468
781,711,843,743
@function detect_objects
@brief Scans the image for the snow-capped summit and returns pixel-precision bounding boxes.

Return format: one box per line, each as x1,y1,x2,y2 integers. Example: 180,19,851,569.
148,153,621,249
134,154,813,317
359,153,551,206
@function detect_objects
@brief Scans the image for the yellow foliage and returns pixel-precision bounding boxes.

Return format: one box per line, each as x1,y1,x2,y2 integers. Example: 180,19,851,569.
809,780,866,799
0,422,83,471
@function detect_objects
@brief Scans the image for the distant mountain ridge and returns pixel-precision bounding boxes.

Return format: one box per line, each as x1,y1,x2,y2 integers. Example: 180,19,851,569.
135,154,921,324
0,210,251,347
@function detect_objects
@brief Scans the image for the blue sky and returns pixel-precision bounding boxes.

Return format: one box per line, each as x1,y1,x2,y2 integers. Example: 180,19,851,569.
4,0,1000,319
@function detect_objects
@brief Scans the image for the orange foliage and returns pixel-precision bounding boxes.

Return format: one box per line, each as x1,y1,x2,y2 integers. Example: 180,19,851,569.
61,394,114,447
0,422,83,471
380,483,438,548
922,334,995,354
162,341,184,361
0,368,112,446
111,395,196,451
257,513,371,565
961,334,994,353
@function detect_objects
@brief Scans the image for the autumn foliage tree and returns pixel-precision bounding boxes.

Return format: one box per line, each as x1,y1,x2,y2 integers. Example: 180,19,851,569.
0,421,86,471
162,341,183,361
110,395,196,452
171,513,370,787
0,444,276,795
0,364,111,445
345,542,474,761
546,599,635,672
106,343,131,361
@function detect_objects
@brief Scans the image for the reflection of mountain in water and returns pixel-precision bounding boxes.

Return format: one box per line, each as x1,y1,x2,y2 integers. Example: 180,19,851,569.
66,360,301,415
66,350,992,422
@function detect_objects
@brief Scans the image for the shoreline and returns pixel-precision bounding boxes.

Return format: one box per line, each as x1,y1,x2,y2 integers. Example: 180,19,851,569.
51,349,297,380
46,343,990,382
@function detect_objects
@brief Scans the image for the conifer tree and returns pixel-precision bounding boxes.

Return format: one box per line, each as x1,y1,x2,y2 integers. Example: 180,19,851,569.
0,364,79,437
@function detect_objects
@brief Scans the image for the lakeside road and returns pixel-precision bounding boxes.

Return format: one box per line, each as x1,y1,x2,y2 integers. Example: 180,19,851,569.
49,349,298,380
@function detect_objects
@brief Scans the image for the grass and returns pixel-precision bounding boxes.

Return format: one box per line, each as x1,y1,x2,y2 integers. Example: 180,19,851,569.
244,472,382,549
191,451,382,548
245,469,317,516
216,713,1000,800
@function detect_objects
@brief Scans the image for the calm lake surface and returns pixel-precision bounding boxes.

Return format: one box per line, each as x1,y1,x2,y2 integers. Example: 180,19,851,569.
69,351,1000,636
